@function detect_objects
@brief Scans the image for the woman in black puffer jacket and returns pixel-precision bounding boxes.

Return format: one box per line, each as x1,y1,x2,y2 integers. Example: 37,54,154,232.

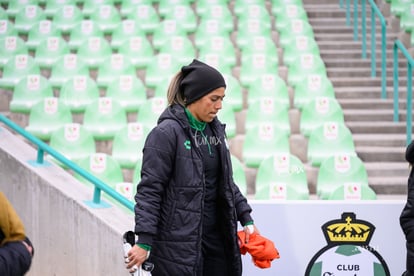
126,59,259,276
401,140,414,276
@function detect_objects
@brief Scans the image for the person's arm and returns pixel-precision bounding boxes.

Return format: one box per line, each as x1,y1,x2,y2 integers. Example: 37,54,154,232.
0,240,33,276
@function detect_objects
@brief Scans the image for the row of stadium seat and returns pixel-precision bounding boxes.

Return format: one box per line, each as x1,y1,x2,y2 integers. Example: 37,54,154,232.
1,0,376,201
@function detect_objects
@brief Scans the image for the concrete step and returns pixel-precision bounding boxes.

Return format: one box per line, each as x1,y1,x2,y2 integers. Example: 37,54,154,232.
347,121,410,134
343,109,394,121
353,133,407,147
356,145,405,162
329,76,410,87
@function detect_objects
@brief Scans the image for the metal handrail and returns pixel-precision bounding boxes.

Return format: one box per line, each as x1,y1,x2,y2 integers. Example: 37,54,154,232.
342,0,388,98
393,40,414,145
0,114,134,211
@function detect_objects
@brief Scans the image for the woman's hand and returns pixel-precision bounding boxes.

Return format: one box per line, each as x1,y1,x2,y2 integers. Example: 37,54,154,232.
126,245,149,273
243,224,260,244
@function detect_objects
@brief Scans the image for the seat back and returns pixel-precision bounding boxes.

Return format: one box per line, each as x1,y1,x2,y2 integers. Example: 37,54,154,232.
307,122,356,167
0,36,28,67
255,153,309,200
34,36,70,69
83,97,128,141
10,74,53,113
14,5,46,34
112,122,150,169
96,53,136,88
89,4,122,34
136,97,167,130
67,20,103,51
59,75,100,113
328,183,377,200
231,154,247,196
51,5,83,34
25,97,73,141
242,123,290,168
48,123,96,167
300,97,345,137
106,75,147,113
245,97,290,136
49,53,90,89
0,54,40,89
317,154,369,200
26,20,62,51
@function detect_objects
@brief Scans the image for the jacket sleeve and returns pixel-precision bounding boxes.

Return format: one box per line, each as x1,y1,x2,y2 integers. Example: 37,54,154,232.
401,168,414,274
0,240,32,276
134,125,176,246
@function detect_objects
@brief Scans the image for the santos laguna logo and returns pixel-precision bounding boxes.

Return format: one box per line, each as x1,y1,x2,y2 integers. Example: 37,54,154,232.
305,212,390,276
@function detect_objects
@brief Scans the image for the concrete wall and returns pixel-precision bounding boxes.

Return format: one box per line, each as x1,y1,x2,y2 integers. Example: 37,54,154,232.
0,126,134,276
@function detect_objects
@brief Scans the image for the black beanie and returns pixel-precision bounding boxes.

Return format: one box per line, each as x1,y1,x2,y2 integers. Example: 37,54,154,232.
180,59,226,105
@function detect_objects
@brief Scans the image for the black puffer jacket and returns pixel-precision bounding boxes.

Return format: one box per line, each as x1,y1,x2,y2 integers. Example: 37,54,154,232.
134,104,253,276
401,141,414,276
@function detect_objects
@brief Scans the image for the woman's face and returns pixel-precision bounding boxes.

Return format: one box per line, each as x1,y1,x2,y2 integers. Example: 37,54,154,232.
187,87,225,122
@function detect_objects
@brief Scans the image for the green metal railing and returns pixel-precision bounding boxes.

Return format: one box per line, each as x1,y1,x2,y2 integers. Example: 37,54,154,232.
0,114,134,211
393,40,414,146
342,0,387,98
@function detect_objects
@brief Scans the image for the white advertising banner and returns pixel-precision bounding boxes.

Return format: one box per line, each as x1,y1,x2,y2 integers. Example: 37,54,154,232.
241,200,406,276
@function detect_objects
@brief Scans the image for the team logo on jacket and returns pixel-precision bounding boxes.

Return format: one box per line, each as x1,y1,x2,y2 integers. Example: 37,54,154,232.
305,212,390,276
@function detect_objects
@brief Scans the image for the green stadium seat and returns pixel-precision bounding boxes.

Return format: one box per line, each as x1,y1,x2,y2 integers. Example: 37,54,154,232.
9,74,54,114
197,36,237,70
390,0,411,17
49,53,90,89
0,54,40,90
106,75,147,113
217,105,236,139
77,36,113,69
293,73,336,110
197,53,233,76
162,5,197,33
81,0,115,17
51,5,83,34
242,123,290,168
145,53,181,89
75,152,124,189
44,0,77,18
282,35,320,67
307,122,357,167
158,35,196,65
222,74,244,112
117,34,155,70
34,36,71,69
151,19,188,50
96,53,136,89
196,4,233,33
136,97,167,130
67,20,103,51
246,73,290,110
255,153,309,200
110,19,145,50
59,75,100,113
233,0,265,16
14,5,46,34
239,35,278,66
0,20,18,39
132,158,142,185
287,53,327,89
89,4,121,35
231,154,247,196
278,19,315,50
273,3,308,31
235,18,272,49
317,154,369,200
5,0,38,19
83,97,128,141
25,97,73,141
26,20,62,51
194,19,231,49
124,4,160,34
48,123,96,167
328,183,377,200
399,5,414,33
245,97,291,137
300,97,345,137
0,36,28,67
239,53,279,88
158,0,190,17
112,122,150,169
120,0,153,17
